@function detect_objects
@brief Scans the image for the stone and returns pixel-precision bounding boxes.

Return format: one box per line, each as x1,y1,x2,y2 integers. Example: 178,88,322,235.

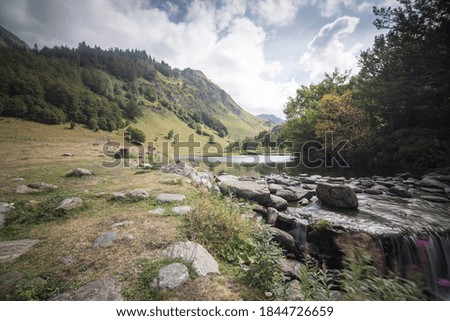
93,231,118,248
275,189,299,202
269,194,288,210
159,178,180,185
95,192,107,197
150,263,189,291
12,178,24,182
122,234,135,241
286,280,304,300
269,227,298,257
111,220,134,227
149,208,166,215
0,271,25,298
53,278,122,301
299,198,309,206
377,180,397,188
55,197,83,211
364,184,388,194
316,183,358,209
266,207,279,225
172,206,192,215
219,180,271,206
419,195,450,203
285,187,315,200
280,258,302,280
268,184,285,194
62,153,73,157
126,189,151,199
67,168,93,177
419,187,445,194
329,177,346,183
389,185,412,198
0,239,39,263
16,182,58,194
0,202,14,228
417,177,448,190
252,205,267,216
167,241,220,276
111,192,126,200
156,193,186,203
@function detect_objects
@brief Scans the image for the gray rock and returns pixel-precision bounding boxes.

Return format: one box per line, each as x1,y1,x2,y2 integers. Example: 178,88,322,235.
12,178,24,182
172,206,192,215
167,241,220,276
16,182,58,194
268,184,285,194
111,220,134,227
285,187,315,200
419,187,445,194
0,271,25,298
253,205,267,216
417,177,448,190
269,227,298,257
53,278,122,301
216,174,239,184
286,280,304,300
419,195,450,203
126,189,151,199
0,202,14,228
266,207,279,225
111,192,126,200
0,239,39,263
389,186,412,198
377,180,397,188
299,198,309,206
150,263,189,291
67,168,93,177
329,177,346,183
93,231,118,248
270,194,288,210
275,189,299,202
280,258,302,280
316,183,358,209
156,193,186,203
62,153,73,157
364,185,388,195
219,180,271,206
149,208,166,215
55,197,83,211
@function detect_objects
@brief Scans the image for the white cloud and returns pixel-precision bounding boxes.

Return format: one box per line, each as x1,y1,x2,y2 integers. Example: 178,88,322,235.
252,0,304,26
0,0,297,117
299,16,362,81
357,2,373,13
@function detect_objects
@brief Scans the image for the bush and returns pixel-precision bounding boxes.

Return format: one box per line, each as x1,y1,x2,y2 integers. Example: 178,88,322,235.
126,126,146,143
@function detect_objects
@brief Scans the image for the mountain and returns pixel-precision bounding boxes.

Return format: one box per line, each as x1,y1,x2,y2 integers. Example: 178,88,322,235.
0,26,31,51
0,26,269,144
257,114,285,125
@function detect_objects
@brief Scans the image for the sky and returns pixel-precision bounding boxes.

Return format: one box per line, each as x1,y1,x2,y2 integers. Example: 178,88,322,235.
0,0,399,118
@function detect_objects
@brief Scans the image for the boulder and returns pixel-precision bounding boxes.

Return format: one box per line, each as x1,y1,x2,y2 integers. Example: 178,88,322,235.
156,193,186,203
0,239,39,263
365,185,388,194
219,180,271,206
67,168,93,177
269,227,298,257
266,207,279,225
269,195,288,210
172,206,193,215
299,198,309,206
268,184,285,194
0,202,14,228
55,197,83,211
92,231,118,248
377,180,397,188
149,208,166,215
167,241,220,276
150,263,189,291
53,278,122,301
275,189,299,202
126,189,151,199
252,205,268,216
316,183,358,209
417,177,448,190
285,187,315,200
419,187,445,194
111,192,126,200
280,258,302,280
286,280,304,300
15,182,57,194
388,185,412,198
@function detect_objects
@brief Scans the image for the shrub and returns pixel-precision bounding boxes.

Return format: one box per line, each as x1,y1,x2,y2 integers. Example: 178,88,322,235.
126,126,146,143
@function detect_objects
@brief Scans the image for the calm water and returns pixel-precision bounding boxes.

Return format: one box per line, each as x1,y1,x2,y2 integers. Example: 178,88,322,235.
178,155,409,178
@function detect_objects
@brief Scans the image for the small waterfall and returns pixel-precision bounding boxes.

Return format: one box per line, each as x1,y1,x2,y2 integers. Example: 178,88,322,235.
380,232,450,300
290,223,307,250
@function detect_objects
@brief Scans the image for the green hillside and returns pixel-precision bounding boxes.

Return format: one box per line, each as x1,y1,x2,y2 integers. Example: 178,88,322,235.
0,33,269,147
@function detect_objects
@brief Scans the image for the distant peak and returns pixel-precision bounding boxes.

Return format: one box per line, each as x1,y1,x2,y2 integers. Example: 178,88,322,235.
257,114,285,125
0,26,31,51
